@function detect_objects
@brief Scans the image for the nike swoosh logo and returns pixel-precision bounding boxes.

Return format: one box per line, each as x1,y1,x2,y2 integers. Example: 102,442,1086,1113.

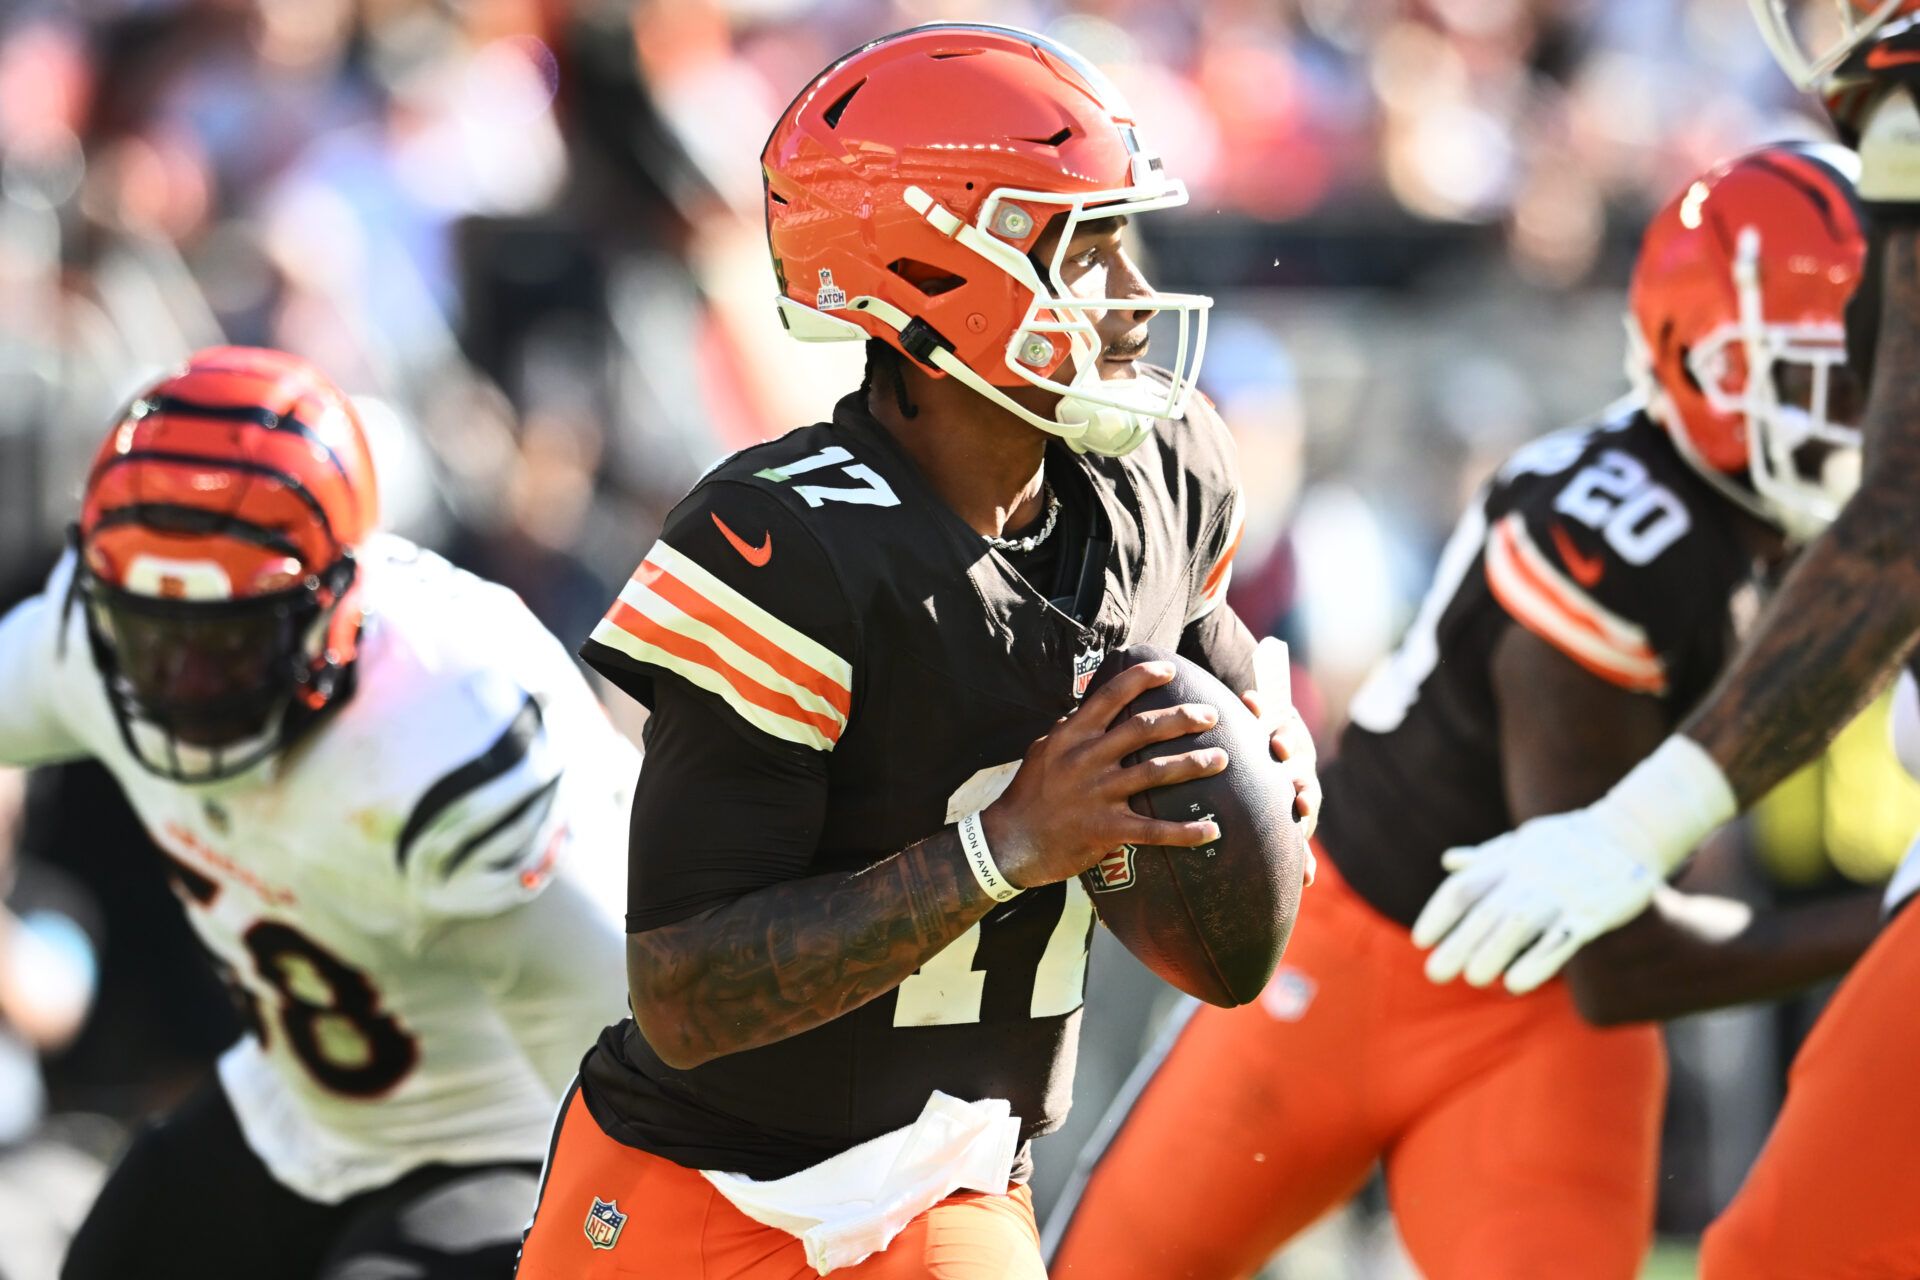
1549,522,1605,589
1867,45,1920,70
712,512,772,567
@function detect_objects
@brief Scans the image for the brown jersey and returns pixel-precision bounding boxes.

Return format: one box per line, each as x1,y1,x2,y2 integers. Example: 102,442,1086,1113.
577,388,1250,1180
1321,405,1764,928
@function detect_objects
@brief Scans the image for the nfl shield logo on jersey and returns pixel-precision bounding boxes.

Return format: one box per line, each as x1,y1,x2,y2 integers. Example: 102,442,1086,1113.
584,1197,626,1250
1072,643,1105,700
1089,844,1135,892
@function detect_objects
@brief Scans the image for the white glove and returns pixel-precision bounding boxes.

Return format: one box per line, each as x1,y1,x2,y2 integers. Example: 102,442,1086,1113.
1411,736,1736,995
1858,86,1920,206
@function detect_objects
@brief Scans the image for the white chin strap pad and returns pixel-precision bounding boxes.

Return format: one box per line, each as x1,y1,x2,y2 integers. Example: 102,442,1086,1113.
1054,394,1153,457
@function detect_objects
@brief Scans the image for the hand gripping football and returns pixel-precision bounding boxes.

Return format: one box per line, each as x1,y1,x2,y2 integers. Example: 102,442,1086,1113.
1080,645,1305,1006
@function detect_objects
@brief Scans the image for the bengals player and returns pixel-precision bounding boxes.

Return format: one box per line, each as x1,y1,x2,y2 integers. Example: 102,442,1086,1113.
1408,5,1920,1275
513,23,1316,1280
0,348,637,1280
1046,144,1882,1280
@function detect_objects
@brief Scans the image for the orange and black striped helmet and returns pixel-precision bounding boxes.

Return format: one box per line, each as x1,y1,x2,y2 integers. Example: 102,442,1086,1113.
76,346,378,782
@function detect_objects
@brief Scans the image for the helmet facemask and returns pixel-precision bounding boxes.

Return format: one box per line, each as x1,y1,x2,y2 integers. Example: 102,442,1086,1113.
889,166,1210,457
1748,0,1909,90
1678,226,1863,543
78,552,356,785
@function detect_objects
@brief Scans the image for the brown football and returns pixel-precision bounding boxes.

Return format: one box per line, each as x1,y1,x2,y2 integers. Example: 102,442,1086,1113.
1079,645,1305,1007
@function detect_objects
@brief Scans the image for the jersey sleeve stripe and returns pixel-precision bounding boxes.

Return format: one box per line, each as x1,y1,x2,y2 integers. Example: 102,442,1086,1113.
1485,515,1667,695
645,540,852,696
1188,501,1244,624
396,693,543,869
627,560,851,720
592,601,844,750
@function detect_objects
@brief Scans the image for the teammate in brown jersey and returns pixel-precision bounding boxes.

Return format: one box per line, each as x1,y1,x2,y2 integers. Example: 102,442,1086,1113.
1047,143,1884,1280
1406,7,1920,1275
513,24,1316,1280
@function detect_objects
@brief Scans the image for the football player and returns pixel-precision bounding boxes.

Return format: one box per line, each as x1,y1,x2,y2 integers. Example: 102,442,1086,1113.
1405,5,1920,1275
0,347,638,1280
513,23,1317,1280
1046,143,1883,1280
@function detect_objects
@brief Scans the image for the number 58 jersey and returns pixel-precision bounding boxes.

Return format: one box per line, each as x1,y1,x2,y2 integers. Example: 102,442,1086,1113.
0,537,638,1203
1322,404,1764,928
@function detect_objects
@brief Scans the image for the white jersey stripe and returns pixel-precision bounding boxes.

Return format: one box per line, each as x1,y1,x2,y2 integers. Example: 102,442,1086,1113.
1485,515,1666,694
613,578,848,731
644,540,852,692
588,614,840,751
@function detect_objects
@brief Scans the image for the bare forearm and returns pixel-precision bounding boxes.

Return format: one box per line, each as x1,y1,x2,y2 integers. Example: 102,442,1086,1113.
627,828,994,1069
1686,233,1920,805
1567,887,1881,1026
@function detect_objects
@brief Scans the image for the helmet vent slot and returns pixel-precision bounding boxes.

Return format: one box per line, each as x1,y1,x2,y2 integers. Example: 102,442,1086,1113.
822,79,865,129
1017,127,1075,148
888,259,967,298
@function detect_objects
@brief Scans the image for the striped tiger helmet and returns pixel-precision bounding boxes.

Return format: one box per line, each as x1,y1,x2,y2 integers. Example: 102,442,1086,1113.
76,347,378,783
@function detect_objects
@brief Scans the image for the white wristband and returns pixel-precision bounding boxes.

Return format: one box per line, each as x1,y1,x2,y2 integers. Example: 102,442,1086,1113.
1599,735,1739,878
958,811,1022,902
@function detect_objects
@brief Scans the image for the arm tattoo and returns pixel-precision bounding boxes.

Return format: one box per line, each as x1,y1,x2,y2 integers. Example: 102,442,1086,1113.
626,827,995,1068
1684,231,1920,805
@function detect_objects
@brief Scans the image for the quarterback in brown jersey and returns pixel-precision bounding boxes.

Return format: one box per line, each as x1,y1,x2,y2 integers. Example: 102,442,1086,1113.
1047,143,1884,1280
513,23,1316,1280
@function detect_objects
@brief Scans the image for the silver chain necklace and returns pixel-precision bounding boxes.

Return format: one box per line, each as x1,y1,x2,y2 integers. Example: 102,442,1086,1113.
985,483,1060,554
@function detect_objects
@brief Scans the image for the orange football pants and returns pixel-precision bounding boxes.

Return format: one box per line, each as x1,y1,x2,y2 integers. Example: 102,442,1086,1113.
515,1088,1045,1279
1702,893,1920,1279
1047,855,1666,1280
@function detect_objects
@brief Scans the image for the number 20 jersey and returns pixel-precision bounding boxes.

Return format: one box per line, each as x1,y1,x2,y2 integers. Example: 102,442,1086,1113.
0,537,638,1202
1322,405,1763,927
578,390,1245,1180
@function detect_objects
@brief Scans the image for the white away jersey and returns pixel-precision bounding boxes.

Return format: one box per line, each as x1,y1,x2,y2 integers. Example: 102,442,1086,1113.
0,536,636,1202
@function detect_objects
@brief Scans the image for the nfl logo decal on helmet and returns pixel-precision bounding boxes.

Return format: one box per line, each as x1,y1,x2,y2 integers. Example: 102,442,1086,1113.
584,1197,626,1250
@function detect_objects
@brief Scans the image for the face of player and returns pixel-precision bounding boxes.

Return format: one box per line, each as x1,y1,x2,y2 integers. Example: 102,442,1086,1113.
91,590,313,748
1772,354,1864,499
1032,214,1158,385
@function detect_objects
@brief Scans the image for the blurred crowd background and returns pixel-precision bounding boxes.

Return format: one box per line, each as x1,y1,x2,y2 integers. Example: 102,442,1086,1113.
1,1,1915,1276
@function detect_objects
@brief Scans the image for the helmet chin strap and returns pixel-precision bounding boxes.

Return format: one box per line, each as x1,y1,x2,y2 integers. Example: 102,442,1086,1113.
847,293,1161,456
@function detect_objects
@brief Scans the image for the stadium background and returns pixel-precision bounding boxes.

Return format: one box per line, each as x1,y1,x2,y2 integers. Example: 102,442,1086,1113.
0,1,1914,1275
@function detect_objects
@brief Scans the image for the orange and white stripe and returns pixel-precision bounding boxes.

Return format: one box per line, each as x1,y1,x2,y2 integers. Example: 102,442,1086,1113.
1187,499,1245,625
1483,513,1667,695
589,540,852,750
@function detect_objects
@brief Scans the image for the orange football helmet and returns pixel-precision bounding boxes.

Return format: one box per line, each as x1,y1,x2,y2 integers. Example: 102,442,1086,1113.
76,346,378,782
1627,143,1866,543
1750,0,1920,89
761,22,1210,457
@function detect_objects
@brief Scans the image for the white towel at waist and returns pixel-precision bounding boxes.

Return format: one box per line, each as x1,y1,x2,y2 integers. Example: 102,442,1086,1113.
701,1091,1021,1275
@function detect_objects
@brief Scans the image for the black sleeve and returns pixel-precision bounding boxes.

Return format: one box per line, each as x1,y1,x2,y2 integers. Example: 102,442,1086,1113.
1180,600,1258,698
625,675,830,932
1486,443,1723,701
580,479,859,733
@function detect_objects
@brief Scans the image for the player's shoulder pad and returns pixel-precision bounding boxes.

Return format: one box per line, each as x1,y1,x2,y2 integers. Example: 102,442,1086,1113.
390,670,567,917
1484,408,1737,697
582,435,861,754
343,539,615,916
1139,372,1240,500
1138,379,1244,623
